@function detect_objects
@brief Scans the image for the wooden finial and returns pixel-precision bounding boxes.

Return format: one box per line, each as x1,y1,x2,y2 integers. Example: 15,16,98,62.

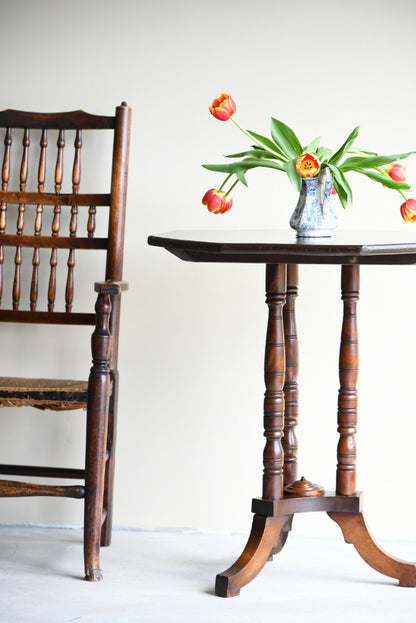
284,477,325,498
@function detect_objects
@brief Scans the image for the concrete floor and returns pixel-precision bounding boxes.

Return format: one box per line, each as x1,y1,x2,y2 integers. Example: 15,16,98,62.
0,525,415,622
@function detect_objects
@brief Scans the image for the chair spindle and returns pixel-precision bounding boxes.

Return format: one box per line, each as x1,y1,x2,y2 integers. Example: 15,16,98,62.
0,128,12,306
87,206,96,238
13,129,30,310
30,129,47,311
48,129,64,312
66,130,82,312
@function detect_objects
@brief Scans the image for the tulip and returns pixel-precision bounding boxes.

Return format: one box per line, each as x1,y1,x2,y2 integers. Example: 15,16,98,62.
202,188,233,214
218,194,233,214
386,163,407,182
209,93,236,121
295,152,321,178
400,198,416,223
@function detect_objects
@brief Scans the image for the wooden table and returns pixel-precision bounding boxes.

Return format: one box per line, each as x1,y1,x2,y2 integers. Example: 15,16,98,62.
148,229,416,597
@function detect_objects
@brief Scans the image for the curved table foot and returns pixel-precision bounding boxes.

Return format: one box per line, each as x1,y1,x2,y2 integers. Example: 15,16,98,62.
215,514,290,597
269,514,293,560
328,511,416,587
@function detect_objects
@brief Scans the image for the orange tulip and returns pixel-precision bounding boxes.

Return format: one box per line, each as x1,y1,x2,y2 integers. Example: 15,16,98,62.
209,93,236,121
386,162,407,182
202,188,233,214
295,152,321,177
400,198,416,223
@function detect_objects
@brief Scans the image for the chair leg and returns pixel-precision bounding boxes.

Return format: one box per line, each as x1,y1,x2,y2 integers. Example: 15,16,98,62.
84,292,113,581
84,391,110,581
100,370,119,547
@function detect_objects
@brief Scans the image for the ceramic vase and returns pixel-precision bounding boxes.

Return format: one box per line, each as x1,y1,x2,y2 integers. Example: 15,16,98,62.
290,168,338,237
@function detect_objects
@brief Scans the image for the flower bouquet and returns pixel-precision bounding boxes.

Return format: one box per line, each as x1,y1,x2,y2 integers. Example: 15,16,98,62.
202,93,416,225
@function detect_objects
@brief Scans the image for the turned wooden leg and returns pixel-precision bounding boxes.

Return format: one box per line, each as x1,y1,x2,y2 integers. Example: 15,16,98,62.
336,265,359,496
215,515,290,597
216,264,287,597
328,511,416,587
263,263,287,500
84,292,113,581
101,294,122,548
331,264,416,587
282,264,299,487
100,369,118,547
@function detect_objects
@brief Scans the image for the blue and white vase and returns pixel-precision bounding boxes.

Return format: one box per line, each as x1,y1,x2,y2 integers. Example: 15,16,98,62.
290,168,338,237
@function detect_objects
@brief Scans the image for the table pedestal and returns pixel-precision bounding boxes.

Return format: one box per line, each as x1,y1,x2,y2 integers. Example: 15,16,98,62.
215,263,416,597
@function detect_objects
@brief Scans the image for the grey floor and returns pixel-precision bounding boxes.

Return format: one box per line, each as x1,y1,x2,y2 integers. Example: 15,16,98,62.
0,525,415,622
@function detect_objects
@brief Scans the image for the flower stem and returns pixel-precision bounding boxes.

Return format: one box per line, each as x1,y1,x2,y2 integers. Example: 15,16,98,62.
219,173,233,192
225,177,240,196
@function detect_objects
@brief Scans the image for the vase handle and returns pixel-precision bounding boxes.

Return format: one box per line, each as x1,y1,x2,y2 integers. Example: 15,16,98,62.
318,168,331,212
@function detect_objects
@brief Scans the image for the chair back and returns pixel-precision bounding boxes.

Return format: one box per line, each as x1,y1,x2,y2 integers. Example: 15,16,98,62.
0,103,131,356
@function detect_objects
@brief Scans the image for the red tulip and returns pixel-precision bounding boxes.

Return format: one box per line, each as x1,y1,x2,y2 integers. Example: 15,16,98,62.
209,93,236,121
202,188,233,214
295,152,321,178
219,194,233,213
386,163,407,182
400,198,416,223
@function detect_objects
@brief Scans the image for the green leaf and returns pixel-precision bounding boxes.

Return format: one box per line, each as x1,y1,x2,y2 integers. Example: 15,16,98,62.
235,169,248,187
332,178,348,208
203,157,286,175
284,157,302,192
202,163,245,174
225,148,281,160
246,130,287,160
328,126,360,167
328,164,353,207
316,146,334,165
348,147,378,156
305,136,321,152
339,156,370,171
270,118,303,159
341,151,415,172
354,168,411,190
241,158,286,172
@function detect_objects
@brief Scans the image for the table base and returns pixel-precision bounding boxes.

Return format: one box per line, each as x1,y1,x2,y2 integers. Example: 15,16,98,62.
216,493,416,597
215,262,416,597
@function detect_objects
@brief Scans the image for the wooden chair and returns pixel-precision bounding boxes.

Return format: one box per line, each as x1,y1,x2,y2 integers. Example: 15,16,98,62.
0,102,131,580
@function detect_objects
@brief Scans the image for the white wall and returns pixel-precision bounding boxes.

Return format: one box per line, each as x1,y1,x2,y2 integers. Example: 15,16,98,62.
0,0,416,541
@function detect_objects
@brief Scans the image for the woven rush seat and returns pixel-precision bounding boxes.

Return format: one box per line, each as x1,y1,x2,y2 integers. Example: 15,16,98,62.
0,377,89,410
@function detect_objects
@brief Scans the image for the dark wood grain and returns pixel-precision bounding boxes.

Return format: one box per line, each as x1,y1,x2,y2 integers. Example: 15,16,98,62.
0,235,107,249
30,130,47,310
0,128,11,306
262,264,286,500
0,465,85,479
148,230,416,265
282,264,299,486
215,514,290,597
0,191,110,206
0,109,115,129
99,103,131,549
0,480,85,498
0,102,131,582
0,310,95,325
336,265,359,496
150,228,416,597
328,511,416,587
84,291,113,580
